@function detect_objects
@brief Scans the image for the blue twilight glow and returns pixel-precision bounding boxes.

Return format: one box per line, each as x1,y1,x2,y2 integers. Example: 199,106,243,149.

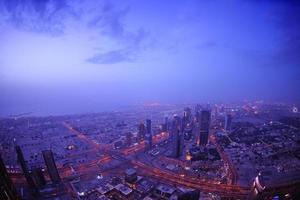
0,0,299,115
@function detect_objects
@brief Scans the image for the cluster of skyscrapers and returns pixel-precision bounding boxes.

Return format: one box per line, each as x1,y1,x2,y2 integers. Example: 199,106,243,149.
137,119,153,150
167,106,212,159
135,106,212,159
133,106,213,159
0,146,61,199
0,154,20,200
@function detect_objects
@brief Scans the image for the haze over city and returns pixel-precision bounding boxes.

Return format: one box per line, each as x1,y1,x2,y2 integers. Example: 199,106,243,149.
1,0,299,116
1,1,300,200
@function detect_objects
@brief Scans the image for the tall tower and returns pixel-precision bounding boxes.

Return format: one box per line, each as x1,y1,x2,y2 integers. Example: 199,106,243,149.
194,122,200,145
145,119,152,148
0,154,20,200
199,110,210,146
225,114,232,132
183,107,192,129
164,117,169,132
42,150,61,184
137,123,145,141
125,132,132,147
195,104,202,123
15,146,36,190
172,117,183,158
173,129,183,158
31,167,46,187
173,115,182,132
146,119,151,135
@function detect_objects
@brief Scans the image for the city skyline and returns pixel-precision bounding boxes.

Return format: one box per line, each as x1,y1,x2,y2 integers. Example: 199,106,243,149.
1,2,300,198
1,0,300,116
1,102,299,199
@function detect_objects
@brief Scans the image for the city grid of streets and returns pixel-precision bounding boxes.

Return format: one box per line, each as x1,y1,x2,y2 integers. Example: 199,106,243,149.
1,102,300,199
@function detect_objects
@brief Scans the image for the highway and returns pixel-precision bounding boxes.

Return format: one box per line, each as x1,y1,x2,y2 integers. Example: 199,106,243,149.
131,160,250,198
61,122,251,197
10,122,251,198
210,133,238,185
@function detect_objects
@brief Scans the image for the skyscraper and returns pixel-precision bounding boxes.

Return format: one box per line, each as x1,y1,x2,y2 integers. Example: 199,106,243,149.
0,154,20,200
199,110,210,146
225,114,232,132
145,119,152,148
173,115,182,132
42,150,61,184
183,107,192,129
31,167,46,187
15,145,36,190
137,123,145,141
162,117,169,132
193,122,200,145
125,132,132,147
172,117,183,158
173,129,183,158
146,119,151,135
195,104,202,123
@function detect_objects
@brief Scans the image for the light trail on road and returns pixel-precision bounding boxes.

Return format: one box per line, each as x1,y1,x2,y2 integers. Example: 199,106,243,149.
132,160,251,197
210,133,238,185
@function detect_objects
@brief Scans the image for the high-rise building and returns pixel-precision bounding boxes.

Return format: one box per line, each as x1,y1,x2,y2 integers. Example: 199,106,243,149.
146,119,151,135
195,104,201,122
31,167,46,187
173,129,183,158
193,122,200,145
225,114,232,132
42,150,61,184
173,115,182,132
199,110,210,146
137,123,145,141
172,117,183,158
199,132,208,146
183,107,192,129
0,154,20,200
145,119,152,148
161,123,167,132
164,117,169,131
195,104,201,113
125,132,132,147
15,146,36,190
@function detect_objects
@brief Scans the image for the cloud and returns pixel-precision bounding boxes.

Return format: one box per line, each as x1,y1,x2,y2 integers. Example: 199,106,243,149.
276,2,300,66
261,0,300,67
0,0,151,64
251,1,300,69
85,1,150,64
86,49,132,64
87,1,129,38
0,0,70,35
87,27,150,64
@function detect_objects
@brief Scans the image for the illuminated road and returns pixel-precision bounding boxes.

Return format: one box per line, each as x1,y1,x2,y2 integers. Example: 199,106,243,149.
132,160,250,198
210,133,238,185
11,123,249,198
61,123,250,197
62,122,113,152
62,123,249,197
121,131,169,155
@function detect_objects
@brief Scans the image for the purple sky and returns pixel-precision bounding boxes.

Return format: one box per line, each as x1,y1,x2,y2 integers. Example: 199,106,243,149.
0,0,299,116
